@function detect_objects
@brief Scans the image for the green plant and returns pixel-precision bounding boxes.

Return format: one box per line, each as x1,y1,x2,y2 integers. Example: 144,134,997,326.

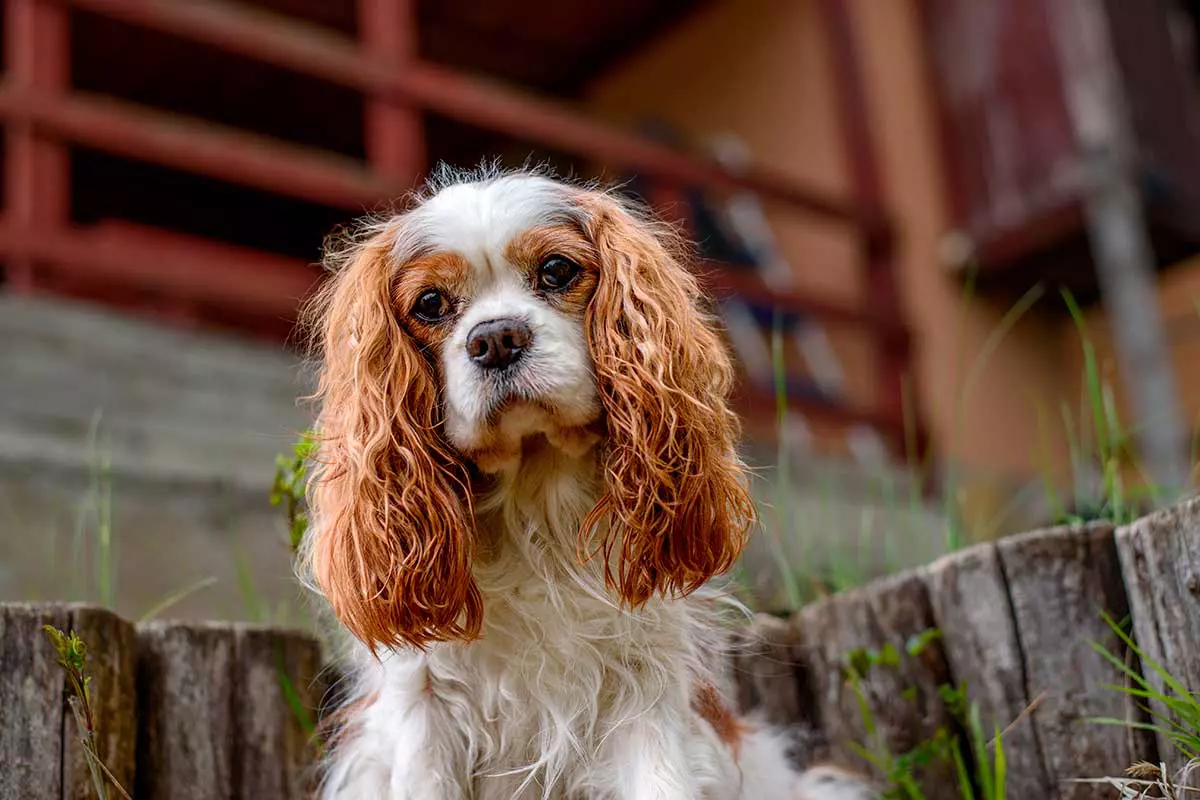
270,428,318,555
766,312,805,610
844,630,1007,800
1073,611,1200,797
1051,290,1142,527
1090,611,1200,761
43,625,131,800
268,428,324,753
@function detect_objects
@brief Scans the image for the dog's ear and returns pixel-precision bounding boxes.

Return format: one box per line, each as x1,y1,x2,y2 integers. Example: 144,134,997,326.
579,193,755,606
303,223,481,652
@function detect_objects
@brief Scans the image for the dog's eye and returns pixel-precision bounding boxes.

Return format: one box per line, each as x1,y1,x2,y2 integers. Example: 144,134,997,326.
537,256,579,292
413,289,450,322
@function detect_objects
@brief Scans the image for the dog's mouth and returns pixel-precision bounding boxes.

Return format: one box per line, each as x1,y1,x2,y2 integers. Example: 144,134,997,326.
451,396,603,473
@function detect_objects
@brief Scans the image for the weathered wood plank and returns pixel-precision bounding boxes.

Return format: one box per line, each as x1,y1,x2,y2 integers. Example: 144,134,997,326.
233,625,322,799
997,522,1155,800
136,621,237,800
1116,497,1200,784
0,603,69,800
923,543,1051,799
729,613,827,767
798,571,957,800
61,604,138,800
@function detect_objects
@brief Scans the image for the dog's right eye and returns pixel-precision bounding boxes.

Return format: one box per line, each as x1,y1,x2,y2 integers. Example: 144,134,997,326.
413,289,450,322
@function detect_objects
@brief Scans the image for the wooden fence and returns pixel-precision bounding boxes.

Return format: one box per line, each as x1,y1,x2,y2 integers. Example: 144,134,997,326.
1,607,323,799
3,497,1199,798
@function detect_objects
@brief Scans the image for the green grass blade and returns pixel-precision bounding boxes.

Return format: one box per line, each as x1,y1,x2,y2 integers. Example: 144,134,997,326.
137,576,219,623
950,738,976,800
993,723,1007,800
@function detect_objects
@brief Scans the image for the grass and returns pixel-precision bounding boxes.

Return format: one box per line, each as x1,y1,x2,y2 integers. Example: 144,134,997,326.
1087,611,1200,793
753,281,1194,616
843,630,1008,800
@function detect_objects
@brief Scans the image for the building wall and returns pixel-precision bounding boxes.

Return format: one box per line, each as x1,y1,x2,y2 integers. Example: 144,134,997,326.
586,0,1081,531
1071,256,1200,468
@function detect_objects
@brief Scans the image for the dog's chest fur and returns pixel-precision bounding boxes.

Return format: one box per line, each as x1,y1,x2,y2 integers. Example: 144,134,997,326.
419,448,721,794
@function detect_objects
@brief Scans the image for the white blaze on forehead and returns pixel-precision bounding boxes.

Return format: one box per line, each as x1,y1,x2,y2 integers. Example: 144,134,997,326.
392,175,580,277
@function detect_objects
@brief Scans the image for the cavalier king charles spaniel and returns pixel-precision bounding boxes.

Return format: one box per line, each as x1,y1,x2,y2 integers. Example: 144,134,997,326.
301,167,876,799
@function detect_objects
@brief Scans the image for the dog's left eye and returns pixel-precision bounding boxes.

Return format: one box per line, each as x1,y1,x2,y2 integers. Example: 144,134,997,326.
413,289,451,322
537,256,579,292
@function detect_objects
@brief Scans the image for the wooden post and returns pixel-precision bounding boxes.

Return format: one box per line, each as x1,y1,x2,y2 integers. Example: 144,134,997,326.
0,604,137,800
798,571,958,800
359,0,423,188
996,523,1156,800
136,621,323,800
0,604,72,799
232,626,324,799
62,606,139,800
1050,0,1188,491
1116,498,1200,786
136,622,238,799
924,545,1051,798
4,0,69,291
728,614,828,767
819,0,917,461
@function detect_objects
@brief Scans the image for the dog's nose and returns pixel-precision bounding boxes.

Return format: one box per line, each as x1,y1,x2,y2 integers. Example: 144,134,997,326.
466,318,532,369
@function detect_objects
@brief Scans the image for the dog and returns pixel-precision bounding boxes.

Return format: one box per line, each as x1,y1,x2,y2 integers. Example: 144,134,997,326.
300,167,877,799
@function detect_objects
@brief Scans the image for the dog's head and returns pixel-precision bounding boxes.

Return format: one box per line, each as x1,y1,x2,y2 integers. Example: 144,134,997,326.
305,171,754,651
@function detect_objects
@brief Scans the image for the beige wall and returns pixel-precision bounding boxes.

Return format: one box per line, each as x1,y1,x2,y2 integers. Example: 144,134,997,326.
1071,256,1200,468
586,0,1077,524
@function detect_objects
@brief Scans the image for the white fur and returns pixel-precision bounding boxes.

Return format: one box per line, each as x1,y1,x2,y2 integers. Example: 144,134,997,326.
313,171,877,800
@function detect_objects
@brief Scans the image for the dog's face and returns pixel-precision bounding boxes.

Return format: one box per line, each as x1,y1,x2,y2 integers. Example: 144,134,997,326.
306,173,755,651
397,178,602,470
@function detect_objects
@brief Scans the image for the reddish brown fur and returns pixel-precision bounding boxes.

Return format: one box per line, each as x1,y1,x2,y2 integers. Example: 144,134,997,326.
392,250,473,350
304,224,482,652
692,682,748,755
578,193,757,606
505,224,600,317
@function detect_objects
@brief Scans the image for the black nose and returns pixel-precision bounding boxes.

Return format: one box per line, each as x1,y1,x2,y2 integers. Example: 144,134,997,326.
466,318,532,370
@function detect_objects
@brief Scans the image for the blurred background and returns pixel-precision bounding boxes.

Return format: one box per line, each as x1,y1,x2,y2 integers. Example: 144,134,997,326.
2,0,1198,622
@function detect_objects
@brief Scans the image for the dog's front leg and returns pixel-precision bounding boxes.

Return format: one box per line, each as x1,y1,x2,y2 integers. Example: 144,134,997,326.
321,660,469,800
588,702,699,800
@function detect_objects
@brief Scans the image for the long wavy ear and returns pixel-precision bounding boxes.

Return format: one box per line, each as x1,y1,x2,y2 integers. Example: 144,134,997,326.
302,222,481,652
580,193,756,606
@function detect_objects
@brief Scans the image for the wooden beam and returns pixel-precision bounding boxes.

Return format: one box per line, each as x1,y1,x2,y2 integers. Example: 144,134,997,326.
0,87,401,210
5,0,69,290
0,221,319,316
737,389,906,448
701,262,910,339
820,0,921,459
359,0,423,185
63,0,878,227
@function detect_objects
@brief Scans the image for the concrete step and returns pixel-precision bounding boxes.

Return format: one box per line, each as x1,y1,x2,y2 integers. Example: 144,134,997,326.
0,293,313,488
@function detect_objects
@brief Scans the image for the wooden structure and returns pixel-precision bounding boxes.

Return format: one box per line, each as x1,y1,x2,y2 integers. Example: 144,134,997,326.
0,0,919,457
0,604,322,799
922,0,1200,298
5,498,1200,797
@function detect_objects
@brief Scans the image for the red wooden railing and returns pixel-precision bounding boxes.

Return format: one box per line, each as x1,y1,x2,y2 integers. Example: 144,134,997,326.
0,0,921,457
